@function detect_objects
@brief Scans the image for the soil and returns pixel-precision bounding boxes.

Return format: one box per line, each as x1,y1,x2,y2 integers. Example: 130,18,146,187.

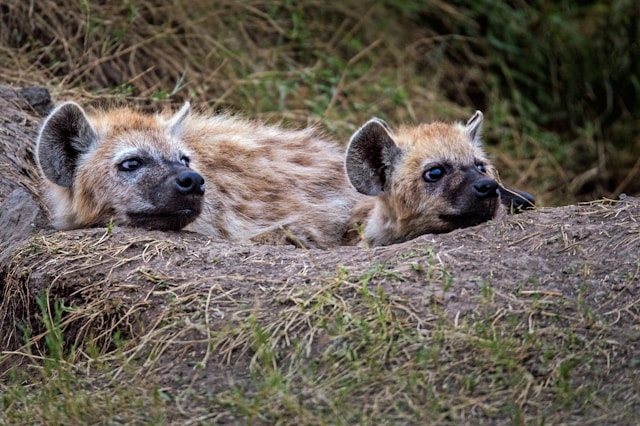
0,85,638,423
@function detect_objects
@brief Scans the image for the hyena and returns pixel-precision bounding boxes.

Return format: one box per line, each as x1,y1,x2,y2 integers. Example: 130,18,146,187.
36,101,357,248
343,111,534,247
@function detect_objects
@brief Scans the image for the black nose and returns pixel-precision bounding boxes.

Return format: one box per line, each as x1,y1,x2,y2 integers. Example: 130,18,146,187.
473,178,499,199
175,170,205,195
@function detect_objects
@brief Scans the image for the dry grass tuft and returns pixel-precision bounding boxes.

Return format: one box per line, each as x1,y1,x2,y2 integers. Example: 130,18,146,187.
0,1,461,131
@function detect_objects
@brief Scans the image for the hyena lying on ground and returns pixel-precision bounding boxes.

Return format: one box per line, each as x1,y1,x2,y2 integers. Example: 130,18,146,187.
36,102,358,248
36,102,533,248
343,111,534,247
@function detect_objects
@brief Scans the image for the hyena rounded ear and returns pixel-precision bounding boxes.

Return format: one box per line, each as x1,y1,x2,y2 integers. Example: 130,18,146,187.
37,102,97,188
167,102,191,137
345,118,402,196
465,110,484,147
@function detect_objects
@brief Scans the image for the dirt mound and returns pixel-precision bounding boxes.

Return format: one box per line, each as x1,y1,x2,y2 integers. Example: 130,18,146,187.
0,85,52,242
1,86,639,424
2,198,639,423
2,195,639,352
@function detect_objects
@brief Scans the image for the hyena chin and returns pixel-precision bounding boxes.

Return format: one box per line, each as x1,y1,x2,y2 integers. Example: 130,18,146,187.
37,102,205,232
344,111,534,247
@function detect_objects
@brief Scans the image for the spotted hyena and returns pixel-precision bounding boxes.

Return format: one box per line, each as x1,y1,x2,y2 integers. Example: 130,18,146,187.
343,111,534,247
36,102,357,248
37,102,532,248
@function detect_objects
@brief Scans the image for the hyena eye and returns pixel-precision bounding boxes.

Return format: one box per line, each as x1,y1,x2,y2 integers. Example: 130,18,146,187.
119,158,142,171
180,156,190,168
423,166,444,182
476,163,487,173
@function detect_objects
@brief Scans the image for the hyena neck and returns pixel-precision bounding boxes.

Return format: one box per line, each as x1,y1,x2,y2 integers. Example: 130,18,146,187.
353,197,404,247
47,184,113,230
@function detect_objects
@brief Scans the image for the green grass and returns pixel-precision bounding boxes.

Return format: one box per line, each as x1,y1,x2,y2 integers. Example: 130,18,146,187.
2,239,636,424
1,291,168,424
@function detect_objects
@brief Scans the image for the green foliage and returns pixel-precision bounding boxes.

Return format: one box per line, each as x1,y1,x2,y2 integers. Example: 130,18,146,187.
2,0,637,204
1,292,168,424
413,0,640,202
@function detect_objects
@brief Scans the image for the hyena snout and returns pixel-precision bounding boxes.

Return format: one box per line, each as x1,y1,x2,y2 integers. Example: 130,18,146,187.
175,170,205,196
472,178,499,200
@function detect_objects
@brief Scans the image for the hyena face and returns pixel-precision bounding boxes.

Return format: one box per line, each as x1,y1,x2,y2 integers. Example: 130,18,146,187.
37,102,205,231
346,111,521,246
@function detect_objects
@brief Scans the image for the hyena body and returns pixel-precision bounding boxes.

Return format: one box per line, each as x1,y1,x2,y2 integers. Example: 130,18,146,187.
37,102,357,248
343,112,534,247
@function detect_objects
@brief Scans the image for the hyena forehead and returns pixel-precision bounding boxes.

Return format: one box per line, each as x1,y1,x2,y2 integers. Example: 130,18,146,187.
396,122,489,166
89,101,189,137
92,109,192,162
105,129,191,164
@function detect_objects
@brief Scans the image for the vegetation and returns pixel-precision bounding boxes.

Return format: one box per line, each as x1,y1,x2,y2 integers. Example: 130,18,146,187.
1,1,639,424
1,200,639,424
1,0,638,205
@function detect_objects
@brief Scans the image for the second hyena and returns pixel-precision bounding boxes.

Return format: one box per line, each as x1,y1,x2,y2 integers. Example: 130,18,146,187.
343,111,534,247
36,102,357,248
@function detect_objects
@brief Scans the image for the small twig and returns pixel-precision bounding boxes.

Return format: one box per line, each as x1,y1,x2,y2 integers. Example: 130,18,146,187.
518,290,563,297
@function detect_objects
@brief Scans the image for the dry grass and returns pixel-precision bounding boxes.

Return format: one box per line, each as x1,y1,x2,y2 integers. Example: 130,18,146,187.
2,198,639,424
0,0,580,205
0,1,462,129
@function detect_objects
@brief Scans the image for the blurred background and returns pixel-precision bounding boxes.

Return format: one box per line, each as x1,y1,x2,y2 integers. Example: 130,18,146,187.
1,0,638,206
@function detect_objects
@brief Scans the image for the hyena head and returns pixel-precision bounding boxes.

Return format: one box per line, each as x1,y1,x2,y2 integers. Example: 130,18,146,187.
346,111,505,246
36,102,205,231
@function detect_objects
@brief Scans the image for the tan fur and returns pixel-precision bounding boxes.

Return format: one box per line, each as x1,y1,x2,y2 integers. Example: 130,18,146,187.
180,114,357,247
37,103,357,249
38,103,509,249
343,116,504,247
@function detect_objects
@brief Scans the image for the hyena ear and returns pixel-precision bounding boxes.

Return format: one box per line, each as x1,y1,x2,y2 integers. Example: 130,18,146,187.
37,102,98,188
167,102,190,137
465,110,484,147
345,118,402,196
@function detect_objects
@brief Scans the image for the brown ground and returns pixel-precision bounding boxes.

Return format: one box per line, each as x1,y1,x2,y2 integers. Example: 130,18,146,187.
1,86,639,424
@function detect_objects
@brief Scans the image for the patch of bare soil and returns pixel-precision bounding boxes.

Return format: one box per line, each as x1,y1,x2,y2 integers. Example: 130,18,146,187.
1,86,638,424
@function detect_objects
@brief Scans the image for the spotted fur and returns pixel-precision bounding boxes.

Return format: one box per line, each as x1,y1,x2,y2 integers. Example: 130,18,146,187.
37,103,532,248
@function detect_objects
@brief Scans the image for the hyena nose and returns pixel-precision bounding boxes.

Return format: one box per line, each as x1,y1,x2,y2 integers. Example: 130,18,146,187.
175,171,205,196
473,178,499,200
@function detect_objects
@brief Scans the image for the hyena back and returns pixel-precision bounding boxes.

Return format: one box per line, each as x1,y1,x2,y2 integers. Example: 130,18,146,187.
344,111,534,247
37,102,356,248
